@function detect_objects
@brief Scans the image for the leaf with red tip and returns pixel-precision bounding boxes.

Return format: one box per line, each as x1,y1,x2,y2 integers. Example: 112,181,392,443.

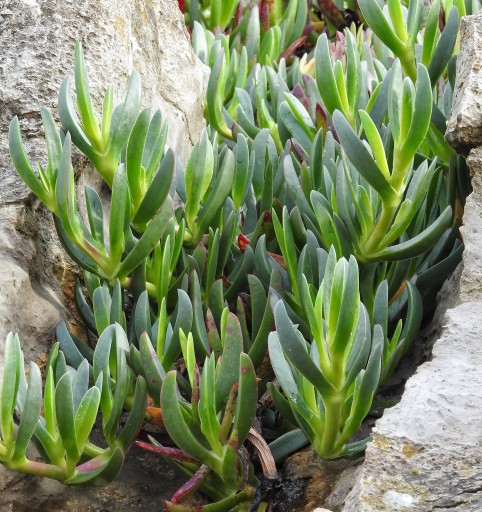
171,464,210,504
135,440,199,463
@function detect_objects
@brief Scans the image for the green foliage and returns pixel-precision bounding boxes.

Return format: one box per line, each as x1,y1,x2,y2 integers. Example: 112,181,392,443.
0,331,146,484
269,250,383,458
137,315,258,510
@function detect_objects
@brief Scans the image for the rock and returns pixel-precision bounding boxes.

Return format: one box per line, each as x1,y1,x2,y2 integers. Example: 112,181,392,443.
275,448,363,512
445,11,482,151
0,0,209,362
459,147,482,302
0,0,208,509
0,203,69,375
342,303,482,511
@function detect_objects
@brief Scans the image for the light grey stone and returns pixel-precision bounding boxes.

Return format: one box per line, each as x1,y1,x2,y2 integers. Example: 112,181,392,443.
0,0,208,509
342,303,482,511
0,203,68,375
459,147,482,301
445,11,482,151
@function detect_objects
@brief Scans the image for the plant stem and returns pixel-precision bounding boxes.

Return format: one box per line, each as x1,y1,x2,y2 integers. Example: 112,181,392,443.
9,459,66,482
361,198,399,258
362,144,409,258
399,45,417,83
317,394,344,457
84,442,105,458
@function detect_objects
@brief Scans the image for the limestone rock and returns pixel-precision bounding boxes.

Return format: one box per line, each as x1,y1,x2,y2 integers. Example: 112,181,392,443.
342,303,482,511
0,203,68,375
0,0,208,509
0,0,209,351
0,0,209,197
460,147,482,302
445,11,482,151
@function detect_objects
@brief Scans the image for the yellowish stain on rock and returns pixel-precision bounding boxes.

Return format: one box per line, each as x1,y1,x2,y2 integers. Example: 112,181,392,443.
361,476,430,511
461,469,477,477
372,433,390,451
402,443,421,459
115,16,126,42
136,4,148,23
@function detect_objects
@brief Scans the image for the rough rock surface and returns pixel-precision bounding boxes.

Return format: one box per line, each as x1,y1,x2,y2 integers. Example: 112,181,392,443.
0,0,208,509
0,0,209,366
460,147,482,302
277,448,362,512
446,11,482,151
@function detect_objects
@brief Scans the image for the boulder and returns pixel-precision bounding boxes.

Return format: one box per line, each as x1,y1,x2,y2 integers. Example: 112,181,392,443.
446,11,482,152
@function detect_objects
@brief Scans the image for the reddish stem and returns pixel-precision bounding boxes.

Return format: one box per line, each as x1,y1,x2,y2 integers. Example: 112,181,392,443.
135,441,199,463
171,464,211,503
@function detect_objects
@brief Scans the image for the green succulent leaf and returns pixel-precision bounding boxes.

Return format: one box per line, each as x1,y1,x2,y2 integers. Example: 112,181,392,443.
274,301,333,395
428,7,459,87
118,195,173,279
1,333,22,449
12,362,42,462
333,111,394,200
161,371,220,469
232,353,257,445
215,313,243,412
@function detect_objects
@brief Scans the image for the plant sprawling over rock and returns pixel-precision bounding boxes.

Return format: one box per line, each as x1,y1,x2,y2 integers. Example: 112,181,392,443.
1,0,477,509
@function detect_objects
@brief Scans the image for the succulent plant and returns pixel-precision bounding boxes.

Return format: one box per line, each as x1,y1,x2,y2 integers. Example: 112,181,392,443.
136,312,259,511
0,330,146,485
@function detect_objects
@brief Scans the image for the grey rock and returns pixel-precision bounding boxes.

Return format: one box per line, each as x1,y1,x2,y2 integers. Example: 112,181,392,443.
460,147,482,302
0,0,209,202
0,203,68,375
0,0,208,509
445,11,482,151
343,303,482,511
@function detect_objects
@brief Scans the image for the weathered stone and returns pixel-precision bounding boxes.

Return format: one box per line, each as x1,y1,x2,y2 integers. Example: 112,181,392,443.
445,11,482,151
459,147,482,301
342,303,482,511
0,0,208,509
0,203,69,375
0,0,209,199
277,448,363,512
